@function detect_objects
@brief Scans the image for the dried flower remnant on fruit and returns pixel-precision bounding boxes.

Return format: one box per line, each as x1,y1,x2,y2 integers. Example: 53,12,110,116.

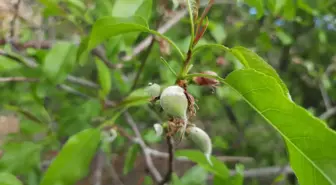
192,71,219,87
184,91,197,118
186,125,213,166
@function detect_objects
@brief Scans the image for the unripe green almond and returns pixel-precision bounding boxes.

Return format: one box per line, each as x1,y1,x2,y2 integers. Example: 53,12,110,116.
160,85,188,118
145,83,161,98
187,126,213,166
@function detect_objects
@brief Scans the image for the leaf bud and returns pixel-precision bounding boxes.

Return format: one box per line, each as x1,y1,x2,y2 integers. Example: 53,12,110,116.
192,71,219,87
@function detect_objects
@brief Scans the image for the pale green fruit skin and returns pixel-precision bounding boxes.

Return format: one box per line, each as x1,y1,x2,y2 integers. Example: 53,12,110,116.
160,85,188,118
145,83,161,98
187,126,213,165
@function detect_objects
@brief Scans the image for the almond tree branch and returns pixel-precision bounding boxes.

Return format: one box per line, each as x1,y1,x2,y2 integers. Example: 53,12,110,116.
158,136,174,185
123,111,163,183
92,150,104,185
319,107,336,120
10,0,22,39
0,39,117,69
319,82,332,110
121,10,188,61
0,49,100,89
0,77,38,83
228,165,293,178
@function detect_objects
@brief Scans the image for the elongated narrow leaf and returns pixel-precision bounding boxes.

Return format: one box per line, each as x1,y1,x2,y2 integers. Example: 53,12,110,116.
40,128,101,185
230,46,290,98
175,150,229,180
88,17,149,50
0,173,23,185
224,69,336,185
95,58,111,98
123,144,140,175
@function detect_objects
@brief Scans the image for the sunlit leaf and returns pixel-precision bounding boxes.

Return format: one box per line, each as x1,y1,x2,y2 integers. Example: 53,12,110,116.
95,58,111,98
40,128,101,185
88,17,149,50
42,42,77,84
175,150,229,180
225,69,336,185
230,46,290,98
0,172,23,185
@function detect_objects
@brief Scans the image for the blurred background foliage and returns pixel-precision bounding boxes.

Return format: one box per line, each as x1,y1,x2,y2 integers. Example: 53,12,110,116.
0,0,336,185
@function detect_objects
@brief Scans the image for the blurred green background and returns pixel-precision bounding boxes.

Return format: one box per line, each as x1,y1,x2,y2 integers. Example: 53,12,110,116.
0,0,336,184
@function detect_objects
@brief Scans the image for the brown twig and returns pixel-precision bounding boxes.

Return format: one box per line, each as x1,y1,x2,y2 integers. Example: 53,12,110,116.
0,49,101,90
92,150,104,185
123,111,163,183
319,82,332,110
106,155,125,185
194,0,214,43
0,77,38,83
10,0,22,39
319,107,336,120
228,165,293,178
158,136,174,185
122,10,188,61
0,39,117,69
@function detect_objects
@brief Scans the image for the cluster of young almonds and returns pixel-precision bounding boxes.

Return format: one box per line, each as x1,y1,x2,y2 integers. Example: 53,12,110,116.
145,83,213,165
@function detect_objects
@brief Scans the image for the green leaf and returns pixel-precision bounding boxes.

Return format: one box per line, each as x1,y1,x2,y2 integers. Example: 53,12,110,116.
180,166,208,185
40,128,101,185
88,16,149,50
88,17,184,59
209,23,227,43
95,58,111,98
0,142,41,175
135,0,153,21
224,69,336,185
175,150,229,180
42,42,77,84
38,0,64,17
230,46,290,98
267,0,286,15
65,0,86,12
123,144,140,175
0,172,23,185
112,0,146,18
77,36,90,65
276,29,293,45
282,0,296,20
212,160,244,185
244,0,264,19
0,56,21,72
